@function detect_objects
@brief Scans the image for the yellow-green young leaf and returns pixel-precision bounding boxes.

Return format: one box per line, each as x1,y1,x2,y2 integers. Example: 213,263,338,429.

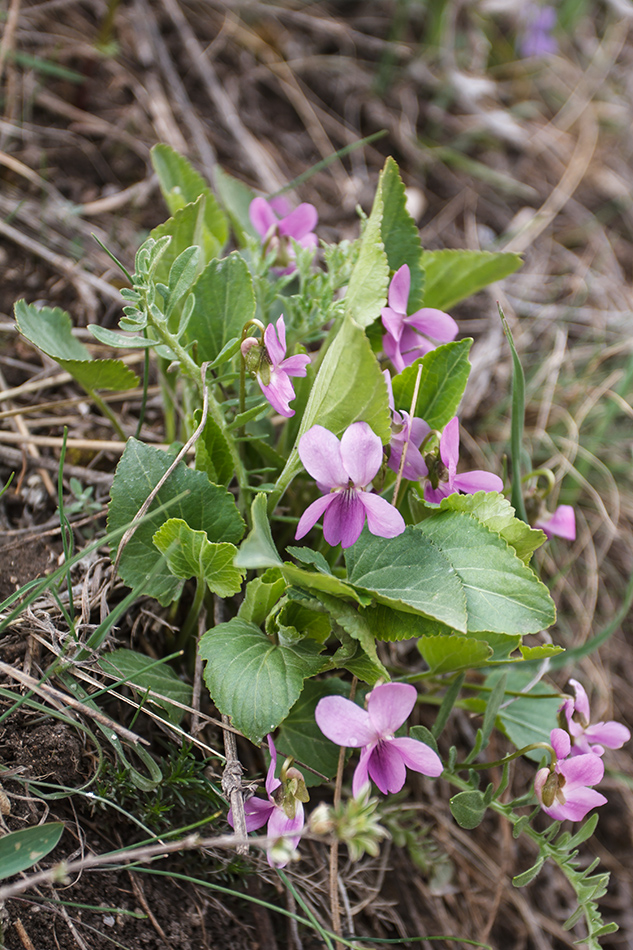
345,188,389,328
149,195,215,290
416,512,556,635
390,338,472,431
108,439,244,605
151,144,228,250
238,571,287,626
418,634,493,674
0,823,64,880
281,562,367,606
379,156,424,310
519,644,565,660
99,648,193,724
420,249,523,312
276,317,391,493
438,491,546,563
235,493,282,569
14,301,139,391
184,253,255,364
153,518,245,598
199,618,325,743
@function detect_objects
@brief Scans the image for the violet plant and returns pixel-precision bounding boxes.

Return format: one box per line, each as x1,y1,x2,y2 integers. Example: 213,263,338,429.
12,147,629,948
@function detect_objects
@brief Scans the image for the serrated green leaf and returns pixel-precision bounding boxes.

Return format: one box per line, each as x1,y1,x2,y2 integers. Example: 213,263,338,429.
213,165,257,244
420,249,523,311
152,518,244,597
390,338,472,431
184,252,255,364
57,358,139,392
99,648,193,724
149,196,212,291
363,602,449,641
0,823,64,879
519,645,565,660
151,144,228,250
276,317,391,492
418,634,492,673
345,184,389,328
108,438,244,605
379,156,424,310
192,407,234,487
449,790,487,829
275,598,332,644
439,491,545,563
238,571,286,627
235,492,282,569
282,562,366,605
344,526,468,631
416,512,556,634
276,679,351,786
316,591,388,682
199,618,325,743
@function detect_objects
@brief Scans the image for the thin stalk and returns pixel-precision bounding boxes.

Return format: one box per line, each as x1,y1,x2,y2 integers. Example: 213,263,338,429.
89,388,128,441
453,741,557,772
391,362,423,507
329,676,357,949
177,576,206,650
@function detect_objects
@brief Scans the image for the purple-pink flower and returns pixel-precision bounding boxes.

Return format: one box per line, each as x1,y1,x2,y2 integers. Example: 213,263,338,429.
534,504,576,541
518,5,557,59
295,422,406,549
250,197,318,274
315,682,443,796
560,679,630,757
384,370,429,481
534,728,607,822
227,735,305,868
241,315,310,418
424,417,503,503
382,265,458,373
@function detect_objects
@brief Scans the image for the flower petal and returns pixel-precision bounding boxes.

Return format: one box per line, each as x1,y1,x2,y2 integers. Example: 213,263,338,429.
265,735,279,797
315,696,376,747
535,505,576,540
559,751,604,790
278,203,318,240
439,417,460,478
554,786,607,822
260,369,297,417
279,353,311,377
424,482,452,504
295,493,335,541
340,421,383,487
352,745,373,798
249,197,277,238
267,802,305,867
323,490,366,548
298,425,347,487
383,332,406,373
367,682,417,736
398,326,435,364
550,727,571,760
406,308,458,343
263,317,286,366
229,796,275,833
381,307,404,343
390,736,444,777
388,265,411,315
358,492,406,539
453,471,504,494
367,739,407,794
584,720,631,750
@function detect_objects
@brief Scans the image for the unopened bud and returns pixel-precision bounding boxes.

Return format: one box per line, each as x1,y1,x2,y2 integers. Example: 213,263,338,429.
309,803,334,836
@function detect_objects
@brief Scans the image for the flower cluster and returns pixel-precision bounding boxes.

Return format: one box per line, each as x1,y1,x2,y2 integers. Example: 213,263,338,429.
535,681,630,820
250,196,318,274
241,315,310,418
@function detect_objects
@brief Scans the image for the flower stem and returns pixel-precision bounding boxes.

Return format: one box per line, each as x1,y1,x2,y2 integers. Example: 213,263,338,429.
453,741,557,772
329,676,357,949
391,362,423,507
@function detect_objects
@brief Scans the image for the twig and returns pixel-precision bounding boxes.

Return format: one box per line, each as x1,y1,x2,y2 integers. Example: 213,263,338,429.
329,676,357,949
391,362,424,507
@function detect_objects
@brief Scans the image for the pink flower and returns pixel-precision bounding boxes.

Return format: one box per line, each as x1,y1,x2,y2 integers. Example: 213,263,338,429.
295,422,406,549
534,728,607,822
518,5,557,58
315,682,443,796
241,315,310,418
560,679,630,757
424,416,503,503
534,504,575,541
382,265,458,373
384,370,429,481
250,197,318,274
227,735,305,868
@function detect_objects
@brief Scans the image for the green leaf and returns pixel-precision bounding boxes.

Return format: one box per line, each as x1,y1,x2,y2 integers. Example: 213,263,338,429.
192,408,234,487
0,823,64,879
88,326,155,348
277,317,391,492
500,306,529,523
152,518,245,597
99,648,193,724
379,156,424,310
108,438,244,605
363,602,448,641
235,492,282,569
344,185,389,328
487,668,561,760
286,546,333,575
149,196,211,290
15,301,139,391
519,645,565,660
316,591,388,682
449,790,488,829
345,527,468,631
199,618,325,743
238,570,286,626
418,634,492,674
409,725,439,756
438,491,545,563
151,144,228,250
282,561,367,606
275,597,332,644
512,858,545,887
276,679,351,786
390,338,472,430
185,253,255,364
420,249,523,312
213,165,257,243
416,511,556,634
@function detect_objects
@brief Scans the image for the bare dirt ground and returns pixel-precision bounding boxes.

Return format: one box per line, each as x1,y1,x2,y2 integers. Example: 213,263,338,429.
1,2,632,948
